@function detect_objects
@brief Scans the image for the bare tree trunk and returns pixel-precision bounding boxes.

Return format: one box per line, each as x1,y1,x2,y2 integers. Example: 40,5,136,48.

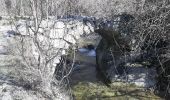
46,0,49,27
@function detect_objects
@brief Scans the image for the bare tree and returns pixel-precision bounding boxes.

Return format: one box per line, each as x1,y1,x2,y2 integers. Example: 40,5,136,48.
4,0,96,99
6,0,73,99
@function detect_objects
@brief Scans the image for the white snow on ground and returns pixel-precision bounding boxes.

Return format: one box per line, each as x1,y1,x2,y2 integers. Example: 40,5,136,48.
0,46,7,54
0,26,14,37
110,66,157,87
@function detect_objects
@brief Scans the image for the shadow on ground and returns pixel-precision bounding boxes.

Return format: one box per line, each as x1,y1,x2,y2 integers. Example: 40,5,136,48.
69,50,161,100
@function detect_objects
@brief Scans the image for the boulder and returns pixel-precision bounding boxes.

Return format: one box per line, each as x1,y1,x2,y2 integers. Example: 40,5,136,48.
94,14,135,85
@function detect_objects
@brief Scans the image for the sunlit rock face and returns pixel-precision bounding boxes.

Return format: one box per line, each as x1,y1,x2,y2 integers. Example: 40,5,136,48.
9,16,96,66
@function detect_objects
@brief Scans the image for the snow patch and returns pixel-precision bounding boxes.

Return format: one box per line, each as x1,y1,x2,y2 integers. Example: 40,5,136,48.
110,67,157,87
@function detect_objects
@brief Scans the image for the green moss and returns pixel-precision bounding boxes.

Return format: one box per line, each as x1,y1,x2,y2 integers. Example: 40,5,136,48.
72,82,161,100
